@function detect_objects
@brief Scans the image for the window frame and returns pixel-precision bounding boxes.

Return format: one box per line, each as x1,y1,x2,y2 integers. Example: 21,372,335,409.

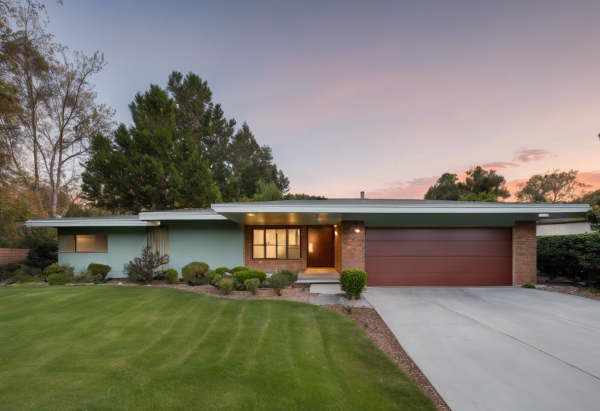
58,234,108,253
252,227,302,260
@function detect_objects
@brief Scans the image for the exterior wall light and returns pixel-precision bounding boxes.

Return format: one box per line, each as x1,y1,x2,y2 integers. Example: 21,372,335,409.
334,231,338,236
248,213,255,216
309,243,313,252
355,228,360,233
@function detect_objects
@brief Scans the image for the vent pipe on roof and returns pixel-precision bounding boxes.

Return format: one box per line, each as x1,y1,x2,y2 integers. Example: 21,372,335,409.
360,191,365,199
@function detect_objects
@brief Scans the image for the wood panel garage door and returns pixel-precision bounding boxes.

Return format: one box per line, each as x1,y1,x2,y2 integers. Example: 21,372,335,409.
365,228,513,286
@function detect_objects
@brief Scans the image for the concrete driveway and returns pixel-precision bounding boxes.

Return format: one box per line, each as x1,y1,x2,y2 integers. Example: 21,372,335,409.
363,287,600,411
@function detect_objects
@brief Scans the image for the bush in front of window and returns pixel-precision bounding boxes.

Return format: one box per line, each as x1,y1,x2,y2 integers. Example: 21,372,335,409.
230,266,249,274
123,246,170,282
233,269,266,285
47,273,67,286
87,263,112,281
269,273,291,296
244,278,260,295
339,270,368,300
43,263,75,280
164,268,178,284
279,269,298,283
182,262,210,284
215,267,230,274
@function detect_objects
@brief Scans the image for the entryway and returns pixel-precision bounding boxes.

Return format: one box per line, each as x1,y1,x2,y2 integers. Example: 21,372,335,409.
307,225,335,268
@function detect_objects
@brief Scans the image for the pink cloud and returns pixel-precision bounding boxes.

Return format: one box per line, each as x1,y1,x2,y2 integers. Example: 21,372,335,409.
513,148,549,163
481,162,520,170
366,176,439,199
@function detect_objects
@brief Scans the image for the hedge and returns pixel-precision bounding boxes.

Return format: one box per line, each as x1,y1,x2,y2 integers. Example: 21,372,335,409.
537,233,600,285
233,269,266,284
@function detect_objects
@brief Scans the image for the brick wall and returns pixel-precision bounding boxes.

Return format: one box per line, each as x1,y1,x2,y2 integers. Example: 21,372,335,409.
243,225,308,272
341,221,365,271
514,221,537,285
334,223,342,272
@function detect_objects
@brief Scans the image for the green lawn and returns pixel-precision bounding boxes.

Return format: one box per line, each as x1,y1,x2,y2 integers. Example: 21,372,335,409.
0,286,436,411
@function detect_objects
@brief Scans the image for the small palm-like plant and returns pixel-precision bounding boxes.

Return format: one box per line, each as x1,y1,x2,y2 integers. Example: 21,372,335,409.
123,246,170,282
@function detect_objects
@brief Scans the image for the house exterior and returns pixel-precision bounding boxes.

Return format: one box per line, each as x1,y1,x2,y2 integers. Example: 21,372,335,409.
22,199,590,287
536,218,593,236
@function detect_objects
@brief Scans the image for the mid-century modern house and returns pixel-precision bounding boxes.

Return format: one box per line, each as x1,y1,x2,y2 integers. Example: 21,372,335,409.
536,218,593,237
22,199,590,286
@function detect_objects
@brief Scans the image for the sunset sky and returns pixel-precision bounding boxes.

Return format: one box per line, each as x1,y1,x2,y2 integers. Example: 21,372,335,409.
45,0,600,199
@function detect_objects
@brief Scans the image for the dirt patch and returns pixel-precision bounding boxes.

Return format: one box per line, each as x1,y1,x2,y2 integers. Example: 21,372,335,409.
539,285,600,302
324,305,450,411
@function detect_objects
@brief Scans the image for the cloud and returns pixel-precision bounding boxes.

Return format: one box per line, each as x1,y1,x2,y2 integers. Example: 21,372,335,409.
513,148,549,163
578,171,600,188
481,162,520,170
366,176,439,199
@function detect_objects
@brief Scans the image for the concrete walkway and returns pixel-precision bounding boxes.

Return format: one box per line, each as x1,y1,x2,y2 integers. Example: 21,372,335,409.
363,287,600,411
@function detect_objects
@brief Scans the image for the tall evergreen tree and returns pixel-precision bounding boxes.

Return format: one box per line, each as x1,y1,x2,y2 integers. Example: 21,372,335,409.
81,85,220,213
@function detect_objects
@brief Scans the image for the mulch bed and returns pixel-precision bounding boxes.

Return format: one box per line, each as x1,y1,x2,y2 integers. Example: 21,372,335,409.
324,305,450,411
539,285,600,302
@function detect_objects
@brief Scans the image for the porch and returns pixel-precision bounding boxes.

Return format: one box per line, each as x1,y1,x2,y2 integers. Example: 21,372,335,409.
297,267,340,284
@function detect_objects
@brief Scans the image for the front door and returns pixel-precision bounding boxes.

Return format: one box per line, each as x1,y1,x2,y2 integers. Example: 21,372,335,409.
307,226,334,267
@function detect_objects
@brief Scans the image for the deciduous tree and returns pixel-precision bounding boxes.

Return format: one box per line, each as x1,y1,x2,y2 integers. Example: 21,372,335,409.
516,169,587,203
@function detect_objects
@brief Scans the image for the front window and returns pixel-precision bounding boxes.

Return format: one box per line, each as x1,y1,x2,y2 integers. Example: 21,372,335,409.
58,235,108,253
252,228,301,259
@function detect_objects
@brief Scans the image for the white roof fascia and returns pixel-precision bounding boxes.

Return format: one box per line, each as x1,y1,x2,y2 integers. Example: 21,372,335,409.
138,211,228,221
20,219,160,227
212,203,590,214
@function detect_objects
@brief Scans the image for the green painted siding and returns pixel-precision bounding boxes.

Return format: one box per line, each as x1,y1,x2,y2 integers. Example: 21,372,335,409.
165,221,243,274
58,227,147,278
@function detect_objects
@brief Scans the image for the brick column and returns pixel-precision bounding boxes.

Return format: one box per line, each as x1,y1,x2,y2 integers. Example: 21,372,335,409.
514,221,537,285
341,221,365,271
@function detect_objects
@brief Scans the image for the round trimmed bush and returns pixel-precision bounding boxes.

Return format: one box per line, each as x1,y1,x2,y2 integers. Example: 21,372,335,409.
233,269,266,285
215,267,230,275
43,263,65,279
87,263,112,280
164,268,178,284
230,266,249,274
269,273,291,296
47,273,67,286
182,262,209,283
339,270,368,300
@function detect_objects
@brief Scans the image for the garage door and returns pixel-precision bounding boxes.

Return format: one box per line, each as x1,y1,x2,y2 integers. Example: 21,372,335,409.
365,228,513,286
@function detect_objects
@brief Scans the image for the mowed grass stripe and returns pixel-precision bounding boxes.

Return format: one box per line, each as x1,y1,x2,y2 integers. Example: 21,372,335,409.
0,286,437,411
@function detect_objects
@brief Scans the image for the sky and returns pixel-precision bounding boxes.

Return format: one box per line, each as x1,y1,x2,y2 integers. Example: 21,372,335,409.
42,0,600,199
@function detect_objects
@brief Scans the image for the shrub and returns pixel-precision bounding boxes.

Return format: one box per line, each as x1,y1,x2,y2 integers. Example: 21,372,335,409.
205,270,218,284
42,264,74,280
245,278,260,295
123,246,170,282
537,233,600,285
588,286,599,294
47,273,67,285
231,266,249,274
211,273,223,287
11,269,38,284
339,270,368,300
521,284,535,289
269,273,291,296
21,240,58,270
233,269,266,285
279,269,298,283
4,263,21,273
43,263,64,278
215,267,230,274
164,268,178,284
0,263,24,282
182,262,209,283
73,270,95,283
218,278,234,295
87,263,111,281
189,276,208,286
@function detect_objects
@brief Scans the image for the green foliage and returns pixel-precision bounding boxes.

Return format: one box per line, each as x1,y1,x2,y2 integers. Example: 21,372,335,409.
233,269,266,285
244,278,260,295
22,241,58,270
516,169,586,203
587,286,599,294
47,273,67,286
339,270,368,300
164,268,178,284
218,277,234,295
205,270,218,284
231,266,249,274
211,273,223,287
575,189,600,208
182,262,210,283
279,269,298,283
214,267,229,274
123,246,170,282
269,273,291,296
87,263,111,280
458,191,498,202
73,270,95,284
521,284,535,289
10,269,40,284
284,193,327,200
43,263,74,280
82,85,221,213
253,180,284,202
587,205,600,232
424,173,461,201
537,233,600,285
188,276,208,286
